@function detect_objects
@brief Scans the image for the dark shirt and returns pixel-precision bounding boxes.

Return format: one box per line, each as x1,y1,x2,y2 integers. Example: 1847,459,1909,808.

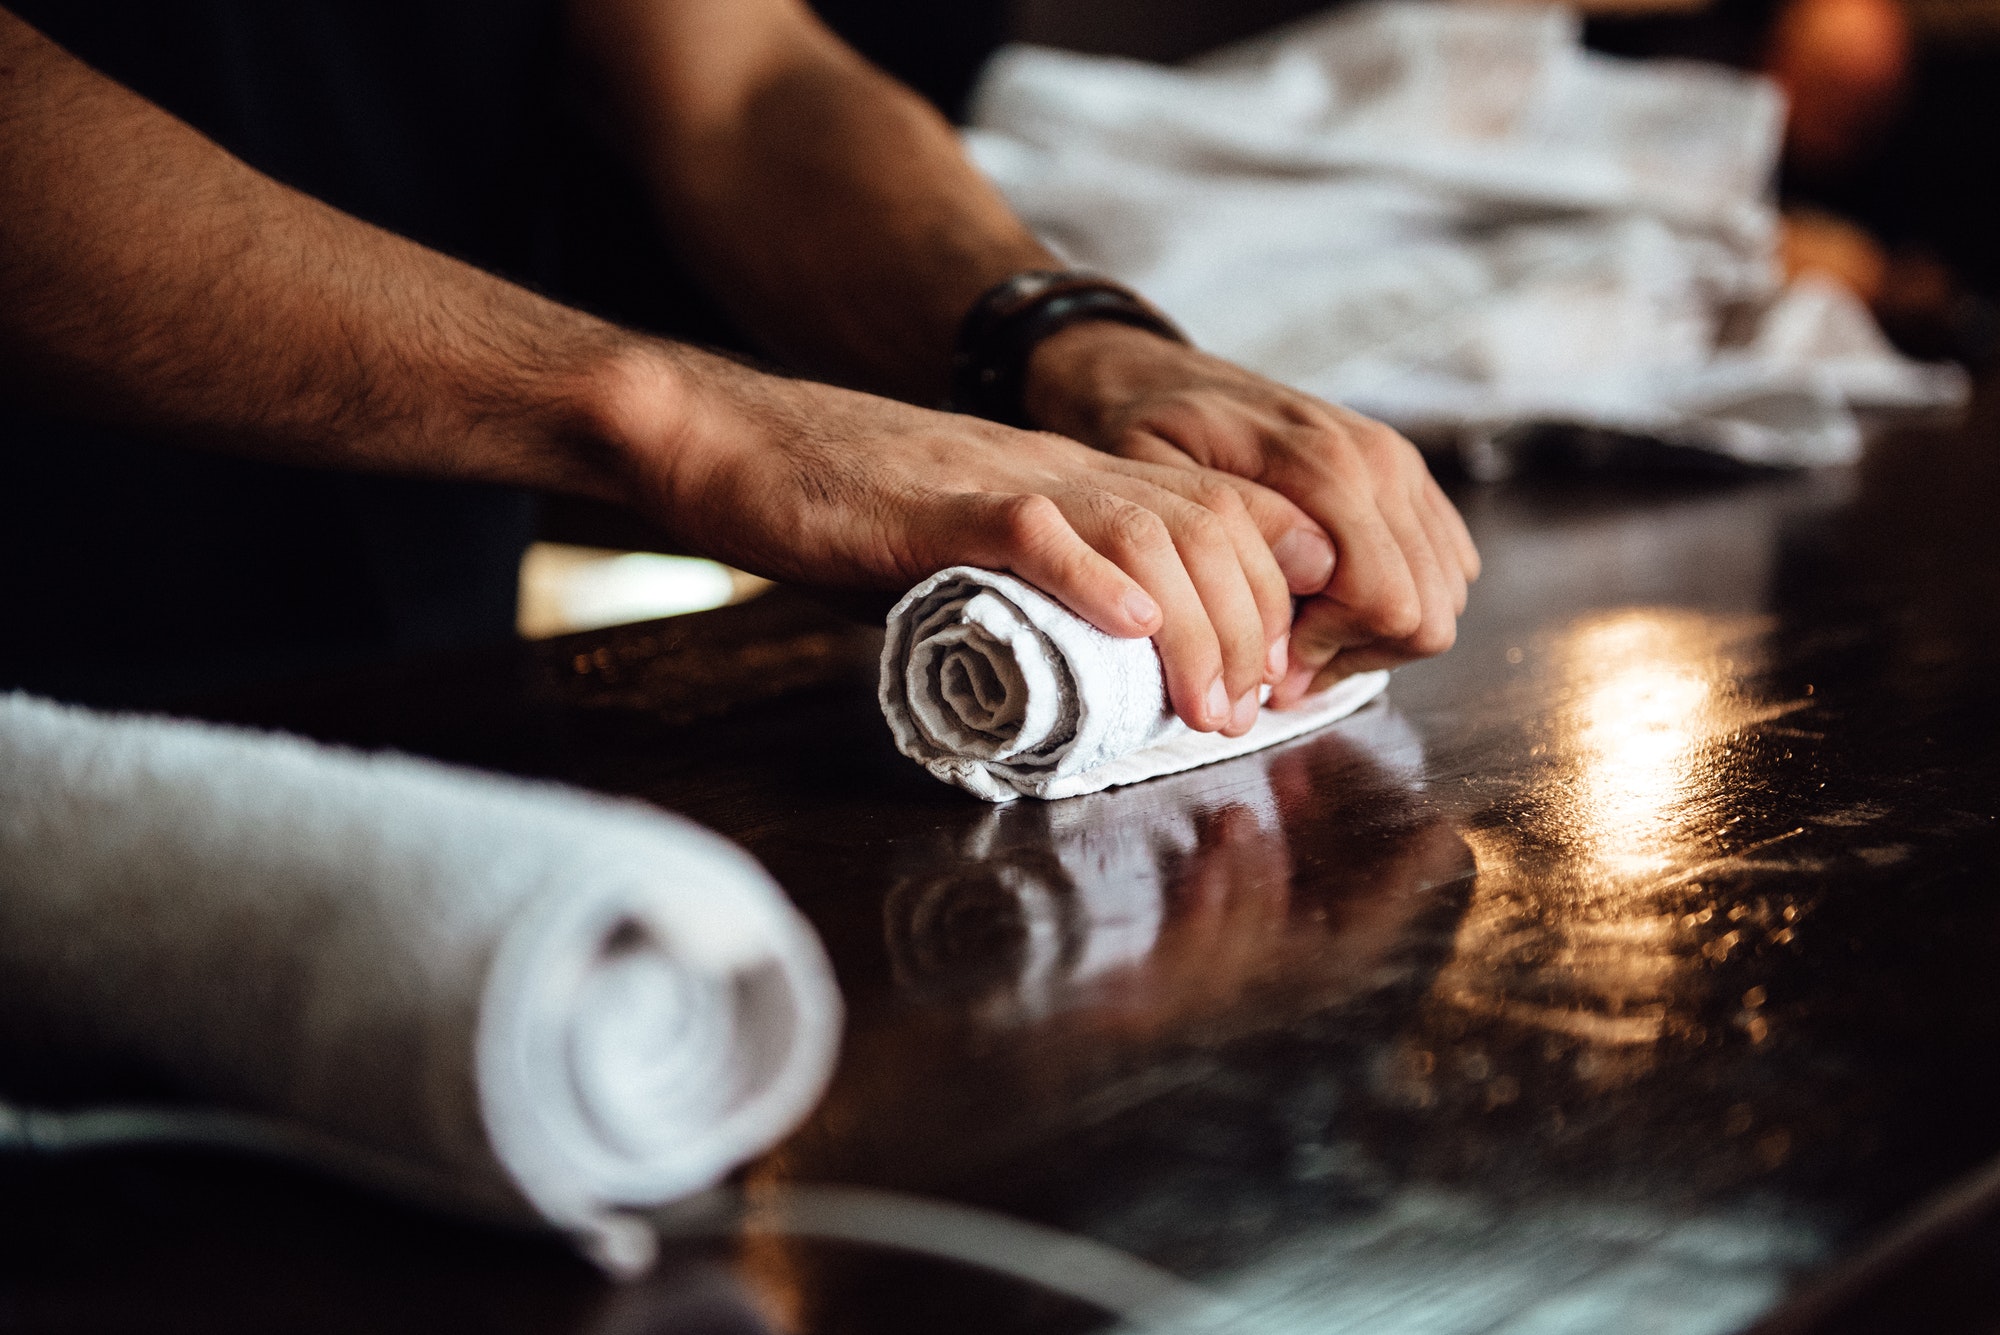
1,0,558,708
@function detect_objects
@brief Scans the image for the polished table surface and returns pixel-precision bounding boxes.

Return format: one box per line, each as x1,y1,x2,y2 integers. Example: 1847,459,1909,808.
8,395,2000,1334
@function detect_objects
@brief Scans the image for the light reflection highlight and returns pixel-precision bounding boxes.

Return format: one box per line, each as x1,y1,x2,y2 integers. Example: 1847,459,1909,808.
1425,608,1806,1090
1568,615,1718,875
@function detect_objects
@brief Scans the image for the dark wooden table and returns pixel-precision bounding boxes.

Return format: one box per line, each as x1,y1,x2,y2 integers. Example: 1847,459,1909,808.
7,393,2000,1334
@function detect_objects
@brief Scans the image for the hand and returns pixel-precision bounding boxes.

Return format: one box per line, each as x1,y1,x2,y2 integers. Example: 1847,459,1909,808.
603,343,1331,736
1023,322,1480,705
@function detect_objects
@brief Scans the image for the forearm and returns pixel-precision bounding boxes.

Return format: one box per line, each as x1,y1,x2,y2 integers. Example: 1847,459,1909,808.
0,10,661,502
571,0,1053,403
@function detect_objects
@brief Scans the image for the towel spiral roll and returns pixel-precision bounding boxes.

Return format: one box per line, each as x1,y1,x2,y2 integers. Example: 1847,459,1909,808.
881,567,1390,801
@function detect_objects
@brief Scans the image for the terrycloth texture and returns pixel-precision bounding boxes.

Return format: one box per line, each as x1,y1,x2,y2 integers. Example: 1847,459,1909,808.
966,2,1967,472
880,567,1389,800
0,693,841,1275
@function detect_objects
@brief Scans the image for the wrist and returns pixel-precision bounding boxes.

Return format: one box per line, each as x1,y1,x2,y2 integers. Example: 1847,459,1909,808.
1021,318,1185,443
951,271,1183,428
561,334,694,509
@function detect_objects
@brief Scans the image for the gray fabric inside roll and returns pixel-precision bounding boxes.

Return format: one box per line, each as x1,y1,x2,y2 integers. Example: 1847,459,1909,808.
880,567,1390,801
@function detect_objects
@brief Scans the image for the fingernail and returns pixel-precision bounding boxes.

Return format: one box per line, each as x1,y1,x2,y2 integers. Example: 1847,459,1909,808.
1266,633,1288,680
1274,661,1315,705
1204,675,1230,726
1124,589,1160,629
1229,690,1259,732
1272,528,1334,595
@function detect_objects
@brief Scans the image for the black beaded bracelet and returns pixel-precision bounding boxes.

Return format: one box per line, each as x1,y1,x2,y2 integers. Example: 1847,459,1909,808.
949,270,1187,428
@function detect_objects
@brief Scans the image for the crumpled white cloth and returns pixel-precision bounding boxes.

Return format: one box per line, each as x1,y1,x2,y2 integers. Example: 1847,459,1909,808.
0,692,841,1276
966,1,1967,471
879,567,1388,800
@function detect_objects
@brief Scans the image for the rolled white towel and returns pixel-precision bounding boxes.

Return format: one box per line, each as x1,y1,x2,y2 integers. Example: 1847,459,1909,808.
880,567,1390,801
0,692,841,1275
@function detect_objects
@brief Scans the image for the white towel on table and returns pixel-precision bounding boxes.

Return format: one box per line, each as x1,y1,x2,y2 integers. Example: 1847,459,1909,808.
879,567,1388,801
0,692,840,1275
966,1,1967,473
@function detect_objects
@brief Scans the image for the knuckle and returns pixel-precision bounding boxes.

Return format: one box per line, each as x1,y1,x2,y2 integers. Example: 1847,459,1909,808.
1362,424,1417,469
1364,592,1424,641
1220,615,1262,657
1105,500,1172,556
1360,419,1409,449
1283,423,1342,467
1407,615,1457,657
1190,475,1244,516
997,493,1065,550
1316,443,1375,493
1176,506,1229,553
1234,484,1291,531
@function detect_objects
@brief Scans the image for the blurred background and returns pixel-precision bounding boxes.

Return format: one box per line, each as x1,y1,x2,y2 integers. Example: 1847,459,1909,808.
822,0,2000,358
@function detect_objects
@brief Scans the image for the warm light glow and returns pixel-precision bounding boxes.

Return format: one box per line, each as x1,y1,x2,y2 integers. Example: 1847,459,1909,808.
1565,612,1720,876
516,542,769,639
1425,609,1803,1081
